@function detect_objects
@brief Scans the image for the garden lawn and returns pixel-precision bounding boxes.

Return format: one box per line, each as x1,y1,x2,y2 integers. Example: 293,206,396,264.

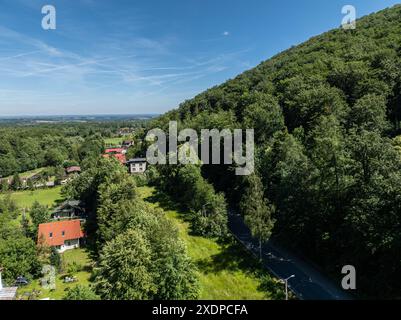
0,186,63,209
17,248,93,300
104,137,123,146
4,167,46,180
138,186,283,300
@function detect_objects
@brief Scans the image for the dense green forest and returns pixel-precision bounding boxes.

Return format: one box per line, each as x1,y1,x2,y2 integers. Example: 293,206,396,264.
152,5,401,298
0,120,146,179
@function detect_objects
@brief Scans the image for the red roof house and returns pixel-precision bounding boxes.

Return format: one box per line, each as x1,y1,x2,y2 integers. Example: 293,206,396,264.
38,220,84,253
65,166,81,174
102,153,127,164
105,148,126,154
103,148,127,164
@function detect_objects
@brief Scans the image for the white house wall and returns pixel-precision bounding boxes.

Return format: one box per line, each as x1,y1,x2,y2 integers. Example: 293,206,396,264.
56,238,80,253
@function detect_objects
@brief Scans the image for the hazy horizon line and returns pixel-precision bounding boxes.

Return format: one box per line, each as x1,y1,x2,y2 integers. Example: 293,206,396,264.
0,113,161,118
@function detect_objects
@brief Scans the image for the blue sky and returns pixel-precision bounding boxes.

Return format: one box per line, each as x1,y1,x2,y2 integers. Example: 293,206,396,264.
0,0,399,115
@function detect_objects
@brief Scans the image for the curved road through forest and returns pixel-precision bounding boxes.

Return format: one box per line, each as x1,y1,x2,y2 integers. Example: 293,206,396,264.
228,211,354,300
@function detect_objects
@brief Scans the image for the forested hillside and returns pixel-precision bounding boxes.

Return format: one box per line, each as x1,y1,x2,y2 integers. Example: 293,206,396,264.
154,5,401,298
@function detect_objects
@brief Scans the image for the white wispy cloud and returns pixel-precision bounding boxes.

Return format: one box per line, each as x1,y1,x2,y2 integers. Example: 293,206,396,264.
0,7,251,115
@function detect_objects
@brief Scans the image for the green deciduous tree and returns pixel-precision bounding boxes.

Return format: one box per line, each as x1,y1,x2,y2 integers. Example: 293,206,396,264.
240,173,275,260
45,149,65,167
63,285,100,300
95,228,157,300
0,155,19,178
145,217,199,300
0,235,40,284
82,160,201,300
348,94,389,132
243,93,285,144
30,201,50,233
160,164,228,239
49,247,62,272
11,173,22,191
0,179,8,193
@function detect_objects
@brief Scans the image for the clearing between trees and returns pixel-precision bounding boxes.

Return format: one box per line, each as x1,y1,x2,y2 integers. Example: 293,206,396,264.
137,186,283,300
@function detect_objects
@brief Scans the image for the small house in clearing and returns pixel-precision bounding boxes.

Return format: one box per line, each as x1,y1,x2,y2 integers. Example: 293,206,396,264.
65,166,81,175
122,140,134,148
117,128,132,136
51,200,86,221
105,148,127,155
38,220,84,253
127,158,147,174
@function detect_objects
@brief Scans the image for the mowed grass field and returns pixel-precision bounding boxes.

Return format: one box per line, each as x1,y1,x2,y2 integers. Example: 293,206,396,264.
0,186,63,209
18,249,93,300
104,137,123,146
138,186,283,300
4,167,46,180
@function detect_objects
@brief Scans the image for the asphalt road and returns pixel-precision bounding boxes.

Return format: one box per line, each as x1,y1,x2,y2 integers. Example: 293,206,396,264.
228,211,354,300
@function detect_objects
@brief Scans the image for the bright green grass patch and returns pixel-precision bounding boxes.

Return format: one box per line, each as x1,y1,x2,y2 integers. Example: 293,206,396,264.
4,167,46,180
63,247,93,266
138,186,284,300
18,249,93,300
0,186,63,209
104,137,123,146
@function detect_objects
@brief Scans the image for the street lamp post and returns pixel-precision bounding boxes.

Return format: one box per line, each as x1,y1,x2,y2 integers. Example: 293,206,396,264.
283,275,295,300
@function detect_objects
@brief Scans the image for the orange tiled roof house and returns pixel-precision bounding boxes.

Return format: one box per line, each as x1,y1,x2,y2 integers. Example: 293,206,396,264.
37,220,84,253
103,148,127,164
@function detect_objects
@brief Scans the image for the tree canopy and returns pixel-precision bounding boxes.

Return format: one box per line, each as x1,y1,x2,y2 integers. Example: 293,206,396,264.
151,5,401,298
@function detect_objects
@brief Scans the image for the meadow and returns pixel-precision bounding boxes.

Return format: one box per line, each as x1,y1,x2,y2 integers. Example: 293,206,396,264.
138,186,284,300
0,186,63,209
104,137,123,146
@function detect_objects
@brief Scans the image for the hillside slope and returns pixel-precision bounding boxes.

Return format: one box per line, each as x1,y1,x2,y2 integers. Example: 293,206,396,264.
161,5,401,127
154,5,401,298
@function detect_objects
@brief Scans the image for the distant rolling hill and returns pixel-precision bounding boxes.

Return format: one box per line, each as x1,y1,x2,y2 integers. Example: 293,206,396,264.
0,114,159,124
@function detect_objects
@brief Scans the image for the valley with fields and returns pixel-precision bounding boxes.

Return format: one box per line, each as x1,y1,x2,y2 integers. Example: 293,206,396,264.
1,1,401,305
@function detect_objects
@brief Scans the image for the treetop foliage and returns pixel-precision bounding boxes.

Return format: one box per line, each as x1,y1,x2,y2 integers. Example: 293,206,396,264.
152,5,401,298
